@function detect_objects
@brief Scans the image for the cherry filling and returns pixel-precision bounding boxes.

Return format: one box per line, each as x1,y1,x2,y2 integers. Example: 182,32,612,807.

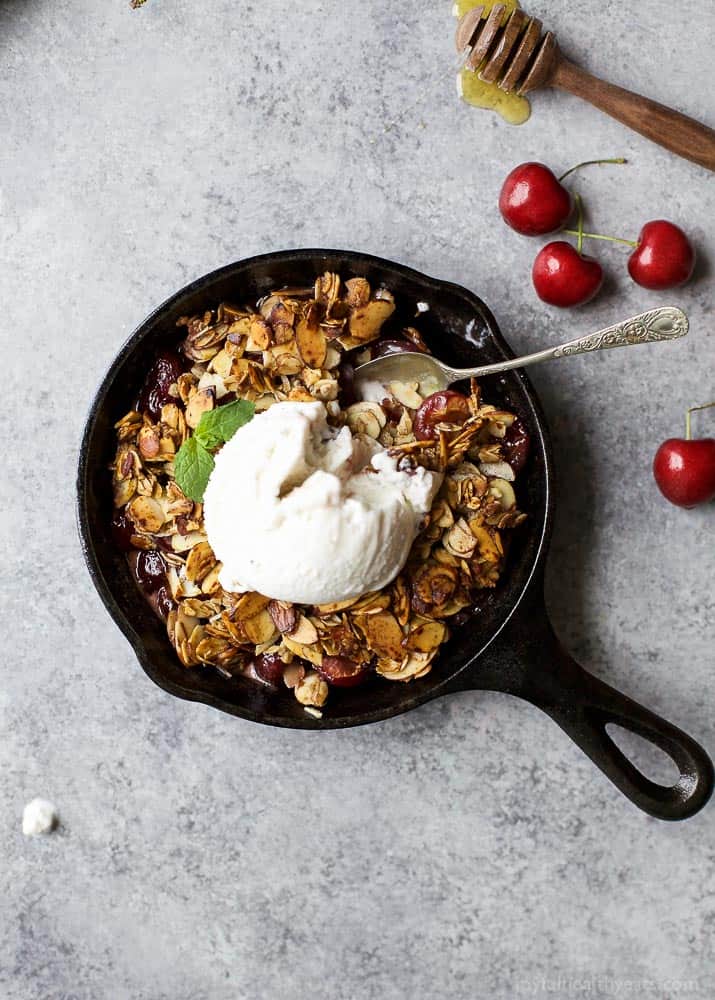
413,390,470,441
370,338,422,359
136,349,185,420
111,510,134,551
316,656,370,688
254,653,287,686
337,360,357,408
135,550,168,593
502,416,531,474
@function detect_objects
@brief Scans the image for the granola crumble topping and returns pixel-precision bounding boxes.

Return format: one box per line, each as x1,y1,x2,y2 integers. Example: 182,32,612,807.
111,272,528,709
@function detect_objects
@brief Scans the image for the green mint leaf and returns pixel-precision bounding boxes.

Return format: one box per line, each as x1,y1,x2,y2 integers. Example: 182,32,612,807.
195,399,256,451
174,437,215,502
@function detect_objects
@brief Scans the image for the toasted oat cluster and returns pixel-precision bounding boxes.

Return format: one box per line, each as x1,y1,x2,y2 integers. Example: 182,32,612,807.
111,272,527,715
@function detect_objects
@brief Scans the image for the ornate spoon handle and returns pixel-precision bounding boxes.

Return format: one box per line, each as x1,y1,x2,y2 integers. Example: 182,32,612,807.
442,307,688,382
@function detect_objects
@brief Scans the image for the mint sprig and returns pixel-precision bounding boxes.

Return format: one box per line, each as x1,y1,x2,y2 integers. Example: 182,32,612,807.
194,399,255,450
174,398,255,502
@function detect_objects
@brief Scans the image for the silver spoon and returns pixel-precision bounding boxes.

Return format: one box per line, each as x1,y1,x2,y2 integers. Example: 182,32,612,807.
354,306,688,394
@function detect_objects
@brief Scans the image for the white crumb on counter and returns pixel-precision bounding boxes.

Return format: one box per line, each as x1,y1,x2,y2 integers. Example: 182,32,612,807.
22,798,58,836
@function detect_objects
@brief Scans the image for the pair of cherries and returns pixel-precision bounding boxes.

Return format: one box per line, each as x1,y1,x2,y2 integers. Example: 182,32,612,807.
499,161,696,307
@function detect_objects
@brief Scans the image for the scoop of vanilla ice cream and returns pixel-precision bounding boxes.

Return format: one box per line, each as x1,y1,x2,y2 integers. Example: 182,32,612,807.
203,401,442,605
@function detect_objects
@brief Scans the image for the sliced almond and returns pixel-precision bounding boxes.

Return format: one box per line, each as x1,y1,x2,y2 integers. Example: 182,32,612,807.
378,650,435,682
487,411,516,438
488,478,516,511
388,381,422,410
345,401,386,440
479,461,515,482
171,530,208,553
469,523,502,562
288,614,319,645
243,609,279,646
294,671,328,708
444,518,478,559
185,388,215,429
282,635,323,667
355,611,404,660
324,346,341,369
344,277,371,308
350,591,391,615
295,316,327,368
405,620,446,653
185,541,216,584
201,561,223,595
127,496,165,534
246,317,272,352
347,297,395,342
210,349,234,378
314,597,359,615
234,592,271,621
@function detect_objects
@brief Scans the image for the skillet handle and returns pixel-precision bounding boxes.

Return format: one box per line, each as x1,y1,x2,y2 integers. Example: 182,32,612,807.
465,596,713,820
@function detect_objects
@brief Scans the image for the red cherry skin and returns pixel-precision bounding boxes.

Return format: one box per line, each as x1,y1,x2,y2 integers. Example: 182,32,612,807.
532,241,604,307
413,390,471,441
653,438,715,508
499,162,573,236
317,656,370,688
628,220,695,290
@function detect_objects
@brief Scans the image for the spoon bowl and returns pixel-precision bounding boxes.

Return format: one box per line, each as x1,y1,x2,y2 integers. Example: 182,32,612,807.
355,306,688,396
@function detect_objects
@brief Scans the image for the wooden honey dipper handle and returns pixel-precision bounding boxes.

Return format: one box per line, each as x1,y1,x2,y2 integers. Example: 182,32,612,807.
553,59,715,173
456,7,715,172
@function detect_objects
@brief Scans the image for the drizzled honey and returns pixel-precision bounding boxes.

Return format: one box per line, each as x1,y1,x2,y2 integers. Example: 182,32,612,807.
454,0,531,125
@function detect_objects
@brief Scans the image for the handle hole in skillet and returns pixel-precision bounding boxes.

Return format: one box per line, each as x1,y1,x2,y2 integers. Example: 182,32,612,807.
606,724,681,786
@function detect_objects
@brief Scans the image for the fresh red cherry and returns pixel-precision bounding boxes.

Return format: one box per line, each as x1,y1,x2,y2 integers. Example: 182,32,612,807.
499,162,573,236
653,403,715,508
628,220,695,290
532,241,603,307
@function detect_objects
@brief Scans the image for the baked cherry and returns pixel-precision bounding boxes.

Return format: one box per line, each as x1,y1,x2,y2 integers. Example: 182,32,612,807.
532,241,603,307
111,510,134,551
628,220,695,290
337,360,357,408
499,162,572,236
371,339,422,359
502,416,531,474
137,350,184,420
317,656,370,688
135,550,167,592
254,653,286,686
413,390,470,441
156,585,176,618
653,402,715,508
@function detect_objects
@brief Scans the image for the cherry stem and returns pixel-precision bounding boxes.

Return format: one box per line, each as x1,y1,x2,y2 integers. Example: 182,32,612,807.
574,194,584,255
562,229,637,248
685,401,715,440
558,157,627,182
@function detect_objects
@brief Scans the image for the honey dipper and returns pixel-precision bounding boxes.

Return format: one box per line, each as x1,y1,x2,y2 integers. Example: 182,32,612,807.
455,5,715,172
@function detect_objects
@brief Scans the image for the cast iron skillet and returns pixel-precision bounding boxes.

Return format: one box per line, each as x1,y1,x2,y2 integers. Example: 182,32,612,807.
77,249,713,821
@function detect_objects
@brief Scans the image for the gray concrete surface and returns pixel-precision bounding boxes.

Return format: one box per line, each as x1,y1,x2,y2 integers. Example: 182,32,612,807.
1,1,714,997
